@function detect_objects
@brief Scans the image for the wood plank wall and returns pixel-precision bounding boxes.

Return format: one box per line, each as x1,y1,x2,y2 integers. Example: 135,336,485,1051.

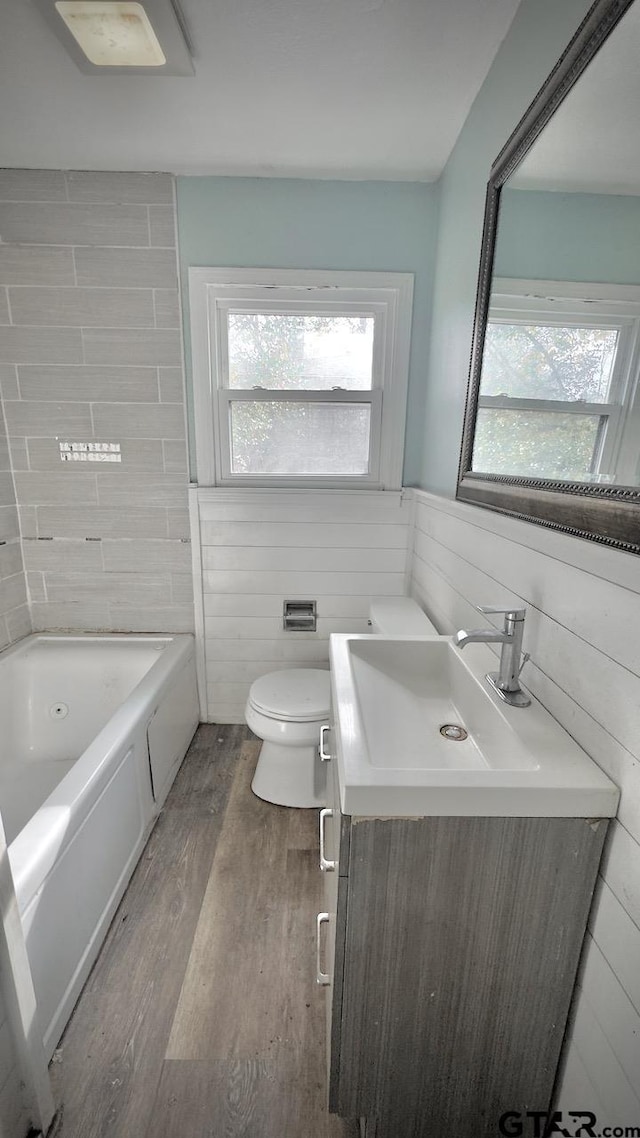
193,490,412,723
408,488,640,1128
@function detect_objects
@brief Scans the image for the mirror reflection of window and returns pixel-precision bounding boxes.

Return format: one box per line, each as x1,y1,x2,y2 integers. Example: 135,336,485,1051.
471,0,640,489
473,284,640,484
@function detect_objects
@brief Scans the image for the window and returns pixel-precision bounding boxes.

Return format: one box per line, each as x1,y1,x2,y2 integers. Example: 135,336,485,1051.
189,268,414,488
474,280,640,484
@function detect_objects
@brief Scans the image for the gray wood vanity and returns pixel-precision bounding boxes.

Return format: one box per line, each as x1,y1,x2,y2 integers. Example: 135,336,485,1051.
319,757,608,1138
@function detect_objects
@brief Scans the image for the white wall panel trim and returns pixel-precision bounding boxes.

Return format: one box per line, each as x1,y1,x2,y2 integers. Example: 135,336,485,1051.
188,486,206,720
194,485,411,723
196,487,406,508
407,487,640,595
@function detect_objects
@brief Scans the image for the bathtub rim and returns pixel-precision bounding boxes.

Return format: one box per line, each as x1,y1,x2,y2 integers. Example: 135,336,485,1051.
3,632,196,910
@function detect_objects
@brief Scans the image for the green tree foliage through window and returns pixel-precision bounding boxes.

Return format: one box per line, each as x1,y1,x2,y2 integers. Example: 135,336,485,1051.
474,409,604,480
481,323,617,401
228,313,373,390
473,320,619,480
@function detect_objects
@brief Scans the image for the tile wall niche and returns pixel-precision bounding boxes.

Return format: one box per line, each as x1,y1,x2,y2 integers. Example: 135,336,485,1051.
409,488,640,1126
192,489,412,723
0,169,193,633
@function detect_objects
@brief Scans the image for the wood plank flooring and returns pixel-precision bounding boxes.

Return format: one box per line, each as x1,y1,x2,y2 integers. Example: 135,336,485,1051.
49,725,357,1138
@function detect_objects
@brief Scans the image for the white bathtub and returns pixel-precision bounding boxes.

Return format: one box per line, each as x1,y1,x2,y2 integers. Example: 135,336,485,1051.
0,633,199,1059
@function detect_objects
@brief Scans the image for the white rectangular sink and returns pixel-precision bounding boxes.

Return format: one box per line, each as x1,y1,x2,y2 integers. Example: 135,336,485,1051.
329,635,619,818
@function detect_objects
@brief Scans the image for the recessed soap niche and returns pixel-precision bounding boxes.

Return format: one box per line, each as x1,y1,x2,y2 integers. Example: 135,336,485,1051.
59,442,121,463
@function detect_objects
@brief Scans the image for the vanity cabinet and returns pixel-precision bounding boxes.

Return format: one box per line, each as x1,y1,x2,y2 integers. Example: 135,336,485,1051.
318,743,607,1138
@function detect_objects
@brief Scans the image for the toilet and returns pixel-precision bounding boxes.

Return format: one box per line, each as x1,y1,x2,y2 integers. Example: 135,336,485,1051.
245,597,438,808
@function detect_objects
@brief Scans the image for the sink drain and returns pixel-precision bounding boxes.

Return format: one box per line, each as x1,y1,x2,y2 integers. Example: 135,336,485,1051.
439,723,468,742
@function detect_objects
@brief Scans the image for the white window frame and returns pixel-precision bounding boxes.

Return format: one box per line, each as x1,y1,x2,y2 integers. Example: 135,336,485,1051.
482,279,640,484
189,267,414,489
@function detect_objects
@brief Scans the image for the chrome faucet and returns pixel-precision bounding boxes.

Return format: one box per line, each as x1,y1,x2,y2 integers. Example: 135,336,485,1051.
456,605,531,708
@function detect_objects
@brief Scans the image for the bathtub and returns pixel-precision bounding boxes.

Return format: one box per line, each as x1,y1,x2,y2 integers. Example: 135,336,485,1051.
0,633,199,1059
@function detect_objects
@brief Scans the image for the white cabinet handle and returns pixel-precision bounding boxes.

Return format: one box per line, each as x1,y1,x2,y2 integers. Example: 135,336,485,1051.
319,808,336,872
316,912,330,986
319,724,332,762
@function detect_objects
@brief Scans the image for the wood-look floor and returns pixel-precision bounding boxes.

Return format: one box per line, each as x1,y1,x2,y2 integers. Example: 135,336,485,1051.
49,726,357,1138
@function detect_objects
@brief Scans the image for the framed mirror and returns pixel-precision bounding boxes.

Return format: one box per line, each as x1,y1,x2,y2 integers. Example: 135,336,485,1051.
457,0,640,555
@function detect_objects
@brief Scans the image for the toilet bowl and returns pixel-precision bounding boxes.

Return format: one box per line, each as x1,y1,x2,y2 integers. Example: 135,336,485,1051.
246,668,330,808
245,597,438,808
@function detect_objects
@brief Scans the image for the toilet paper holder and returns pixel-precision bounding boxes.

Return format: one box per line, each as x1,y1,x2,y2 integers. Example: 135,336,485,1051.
283,600,317,632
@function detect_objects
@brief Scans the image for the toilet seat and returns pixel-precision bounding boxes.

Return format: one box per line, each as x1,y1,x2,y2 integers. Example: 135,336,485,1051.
248,668,330,724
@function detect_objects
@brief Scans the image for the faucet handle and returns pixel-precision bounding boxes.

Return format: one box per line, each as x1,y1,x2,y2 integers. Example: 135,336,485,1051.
477,604,526,621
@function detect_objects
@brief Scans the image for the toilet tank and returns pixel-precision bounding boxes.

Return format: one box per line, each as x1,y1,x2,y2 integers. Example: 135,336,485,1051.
368,597,438,636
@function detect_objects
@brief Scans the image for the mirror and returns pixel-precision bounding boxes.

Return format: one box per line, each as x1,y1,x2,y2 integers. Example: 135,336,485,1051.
458,0,640,554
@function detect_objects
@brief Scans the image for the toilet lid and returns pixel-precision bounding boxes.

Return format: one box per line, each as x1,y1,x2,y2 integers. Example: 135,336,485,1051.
249,669,330,723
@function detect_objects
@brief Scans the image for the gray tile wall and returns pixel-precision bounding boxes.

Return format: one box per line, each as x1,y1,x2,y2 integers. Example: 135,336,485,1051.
0,396,30,649
0,169,193,634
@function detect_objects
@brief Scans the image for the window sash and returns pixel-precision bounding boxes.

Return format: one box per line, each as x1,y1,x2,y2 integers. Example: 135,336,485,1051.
475,397,622,482
485,314,629,405
478,394,617,416
212,298,385,484
216,389,382,486
219,388,376,404
214,298,386,394
483,294,640,483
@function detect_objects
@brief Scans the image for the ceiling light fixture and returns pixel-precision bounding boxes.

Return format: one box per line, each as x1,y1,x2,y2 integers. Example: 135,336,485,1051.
55,2,167,68
35,0,194,75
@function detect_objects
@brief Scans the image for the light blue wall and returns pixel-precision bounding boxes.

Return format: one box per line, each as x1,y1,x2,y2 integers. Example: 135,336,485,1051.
176,176,439,485
495,188,640,284
418,0,594,495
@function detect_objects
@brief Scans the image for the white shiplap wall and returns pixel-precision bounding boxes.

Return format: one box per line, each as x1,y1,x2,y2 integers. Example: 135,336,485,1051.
409,488,640,1126
191,489,412,723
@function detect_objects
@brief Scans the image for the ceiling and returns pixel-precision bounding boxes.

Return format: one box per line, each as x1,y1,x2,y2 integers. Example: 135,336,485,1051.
510,0,640,195
0,0,521,180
